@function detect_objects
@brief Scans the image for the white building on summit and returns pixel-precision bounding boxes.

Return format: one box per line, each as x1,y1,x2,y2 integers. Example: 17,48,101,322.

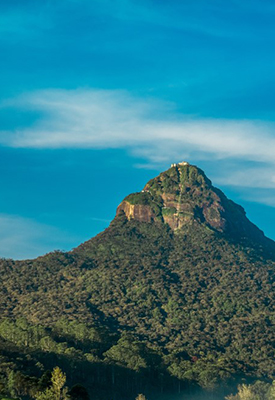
171,161,189,168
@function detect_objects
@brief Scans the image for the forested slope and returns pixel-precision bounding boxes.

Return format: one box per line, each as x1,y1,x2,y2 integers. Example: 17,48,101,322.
0,163,274,400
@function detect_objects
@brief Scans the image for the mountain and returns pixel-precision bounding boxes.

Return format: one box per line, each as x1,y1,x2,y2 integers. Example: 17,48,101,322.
0,162,274,400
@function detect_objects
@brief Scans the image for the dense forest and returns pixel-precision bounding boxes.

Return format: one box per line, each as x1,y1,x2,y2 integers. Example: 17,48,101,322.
0,164,274,400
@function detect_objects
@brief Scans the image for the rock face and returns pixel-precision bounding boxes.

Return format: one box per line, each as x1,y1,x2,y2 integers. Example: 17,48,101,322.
116,201,155,223
116,162,265,240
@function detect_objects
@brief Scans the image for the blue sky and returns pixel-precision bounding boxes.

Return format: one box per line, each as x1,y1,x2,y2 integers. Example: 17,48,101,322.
1,0,275,259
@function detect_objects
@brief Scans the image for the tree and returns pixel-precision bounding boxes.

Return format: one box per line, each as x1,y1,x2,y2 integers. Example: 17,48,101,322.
226,381,271,400
36,367,69,400
268,381,275,400
104,333,147,372
136,394,147,400
7,370,16,398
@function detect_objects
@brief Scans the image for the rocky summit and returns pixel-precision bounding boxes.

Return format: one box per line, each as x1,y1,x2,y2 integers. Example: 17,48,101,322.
117,162,265,241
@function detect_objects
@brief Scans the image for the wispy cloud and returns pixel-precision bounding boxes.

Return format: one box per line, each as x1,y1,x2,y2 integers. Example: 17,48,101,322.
88,217,112,223
215,167,275,189
0,213,76,260
1,88,275,201
251,193,275,207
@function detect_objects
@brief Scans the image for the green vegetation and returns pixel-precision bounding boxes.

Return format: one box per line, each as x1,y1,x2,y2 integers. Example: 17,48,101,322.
226,380,275,399
35,367,69,400
162,207,177,216
124,192,153,205
0,164,274,400
0,365,71,400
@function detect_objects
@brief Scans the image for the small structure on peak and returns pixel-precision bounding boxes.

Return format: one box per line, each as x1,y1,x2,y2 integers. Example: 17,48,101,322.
179,161,189,166
171,161,189,168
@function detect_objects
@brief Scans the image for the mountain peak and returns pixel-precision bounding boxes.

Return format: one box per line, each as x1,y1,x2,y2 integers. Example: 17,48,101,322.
116,163,265,241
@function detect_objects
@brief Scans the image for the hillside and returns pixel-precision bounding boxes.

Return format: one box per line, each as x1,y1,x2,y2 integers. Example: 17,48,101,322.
0,162,274,400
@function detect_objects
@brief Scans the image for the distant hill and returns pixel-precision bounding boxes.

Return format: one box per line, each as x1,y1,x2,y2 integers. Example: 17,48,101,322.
0,162,274,400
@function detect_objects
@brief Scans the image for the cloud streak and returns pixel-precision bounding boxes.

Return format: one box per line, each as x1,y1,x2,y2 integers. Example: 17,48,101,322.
1,88,275,196
0,213,76,260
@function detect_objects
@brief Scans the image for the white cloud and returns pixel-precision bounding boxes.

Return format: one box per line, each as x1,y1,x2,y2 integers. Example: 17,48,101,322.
251,194,275,208
215,167,275,189
0,214,75,260
2,88,275,199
